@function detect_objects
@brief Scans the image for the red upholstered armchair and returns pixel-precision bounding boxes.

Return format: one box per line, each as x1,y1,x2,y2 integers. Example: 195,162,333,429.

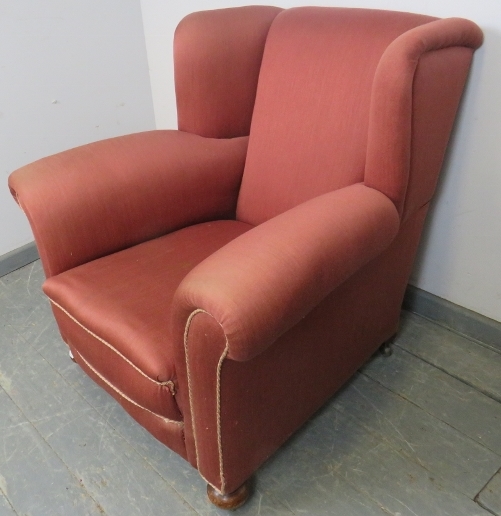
8,6,482,510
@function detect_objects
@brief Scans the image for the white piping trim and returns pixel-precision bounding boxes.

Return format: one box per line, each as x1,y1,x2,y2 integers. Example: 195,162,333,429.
184,309,228,492
183,309,206,468
74,349,183,427
199,472,220,493
48,297,176,395
215,343,229,493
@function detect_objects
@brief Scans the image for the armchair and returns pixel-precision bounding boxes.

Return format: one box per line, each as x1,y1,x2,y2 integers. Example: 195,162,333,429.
8,6,483,510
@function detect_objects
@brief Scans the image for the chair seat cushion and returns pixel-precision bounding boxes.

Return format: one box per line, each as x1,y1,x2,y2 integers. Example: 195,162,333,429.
43,220,252,429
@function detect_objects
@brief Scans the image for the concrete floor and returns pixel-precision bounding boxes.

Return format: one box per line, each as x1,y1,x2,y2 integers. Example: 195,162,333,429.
1,260,500,515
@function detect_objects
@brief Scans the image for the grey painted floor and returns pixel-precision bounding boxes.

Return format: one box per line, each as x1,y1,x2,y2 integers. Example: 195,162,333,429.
1,260,500,516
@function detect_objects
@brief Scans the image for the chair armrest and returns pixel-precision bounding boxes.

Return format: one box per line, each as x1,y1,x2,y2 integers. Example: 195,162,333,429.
9,130,248,277
173,183,400,362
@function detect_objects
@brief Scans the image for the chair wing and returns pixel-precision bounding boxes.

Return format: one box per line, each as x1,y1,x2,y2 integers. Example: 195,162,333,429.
9,131,248,277
365,17,483,219
175,5,282,138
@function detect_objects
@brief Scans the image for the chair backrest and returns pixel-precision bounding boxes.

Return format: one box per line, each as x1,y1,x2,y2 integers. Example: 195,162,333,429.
235,7,431,225
234,7,482,225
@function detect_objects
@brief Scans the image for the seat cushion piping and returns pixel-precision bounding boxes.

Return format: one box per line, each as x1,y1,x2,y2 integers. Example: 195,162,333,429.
47,296,176,395
74,348,183,427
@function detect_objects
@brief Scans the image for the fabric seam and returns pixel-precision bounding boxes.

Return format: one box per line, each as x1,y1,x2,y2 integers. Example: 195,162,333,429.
47,297,176,395
74,349,183,427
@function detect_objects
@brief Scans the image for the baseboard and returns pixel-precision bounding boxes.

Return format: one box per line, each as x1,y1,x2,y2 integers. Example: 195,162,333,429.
0,242,39,278
404,285,501,353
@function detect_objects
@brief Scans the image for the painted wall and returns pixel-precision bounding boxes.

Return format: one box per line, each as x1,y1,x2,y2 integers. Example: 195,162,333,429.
0,0,155,257
141,0,501,323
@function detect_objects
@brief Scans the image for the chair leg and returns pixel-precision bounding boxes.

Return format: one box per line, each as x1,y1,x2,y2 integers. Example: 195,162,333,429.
379,335,395,357
207,480,251,510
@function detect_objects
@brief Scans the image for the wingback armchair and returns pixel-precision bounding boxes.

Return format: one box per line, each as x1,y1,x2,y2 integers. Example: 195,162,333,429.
8,6,482,510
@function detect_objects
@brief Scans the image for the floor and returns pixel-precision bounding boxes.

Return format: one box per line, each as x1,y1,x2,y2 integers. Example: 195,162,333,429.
0,261,500,516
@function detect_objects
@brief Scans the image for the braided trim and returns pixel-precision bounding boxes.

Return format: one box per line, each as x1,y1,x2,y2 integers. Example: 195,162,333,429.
184,309,228,492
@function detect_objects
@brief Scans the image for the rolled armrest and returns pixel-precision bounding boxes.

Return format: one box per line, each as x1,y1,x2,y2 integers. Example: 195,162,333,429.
173,183,400,361
9,130,248,277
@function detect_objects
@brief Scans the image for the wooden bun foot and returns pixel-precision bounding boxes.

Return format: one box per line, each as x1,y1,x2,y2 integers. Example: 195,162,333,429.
207,480,251,510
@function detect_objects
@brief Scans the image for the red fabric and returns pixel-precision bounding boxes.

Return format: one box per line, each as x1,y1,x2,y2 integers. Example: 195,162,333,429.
236,7,434,225
174,184,400,362
9,131,248,277
365,17,483,217
175,6,282,138
44,221,252,422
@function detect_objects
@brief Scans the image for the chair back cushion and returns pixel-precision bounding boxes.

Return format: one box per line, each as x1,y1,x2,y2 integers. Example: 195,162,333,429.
236,7,433,225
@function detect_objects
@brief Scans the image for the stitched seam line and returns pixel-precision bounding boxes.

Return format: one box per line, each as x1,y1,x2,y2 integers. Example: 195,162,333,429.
184,309,228,492
48,297,176,394
74,349,183,427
